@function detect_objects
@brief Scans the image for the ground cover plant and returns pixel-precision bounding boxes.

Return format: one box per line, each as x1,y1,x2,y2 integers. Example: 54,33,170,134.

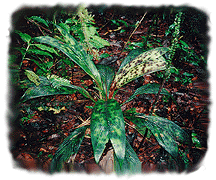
9,4,209,174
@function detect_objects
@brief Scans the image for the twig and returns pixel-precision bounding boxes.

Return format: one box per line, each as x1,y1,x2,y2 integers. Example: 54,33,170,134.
75,116,90,129
103,26,122,35
120,12,147,54
28,19,52,35
124,120,136,130
135,127,148,153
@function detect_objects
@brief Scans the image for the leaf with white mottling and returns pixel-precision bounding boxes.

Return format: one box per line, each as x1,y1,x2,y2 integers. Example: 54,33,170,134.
90,99,126,166
114,47,169,89
96,64,115,97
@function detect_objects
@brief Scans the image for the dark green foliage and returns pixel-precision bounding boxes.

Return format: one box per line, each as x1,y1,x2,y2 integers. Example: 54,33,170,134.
33,44,59,56
96,64,115,98
27,16,49,27
114,140,141,174
26,48,54,59
50,126,87,173
118,48,144,73
123,83,170,104
15,31,32,43
125,113,190,160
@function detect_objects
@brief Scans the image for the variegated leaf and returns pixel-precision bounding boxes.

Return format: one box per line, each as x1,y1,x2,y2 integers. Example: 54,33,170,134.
126,113,190,159
34,35,103,91
90,100,109,163
21,74,94,102
55,24,76,46
90,99,126,165
114,47,169,89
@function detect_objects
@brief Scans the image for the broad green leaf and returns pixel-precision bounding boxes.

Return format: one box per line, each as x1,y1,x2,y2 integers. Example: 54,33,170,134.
21,85,76,102
34,36,103,90
24,70,40,86
114,140,141,174
90,99,126,165
96,64,115,97
114,47,169,89
123,109,152,138
28,16,49,27
50,126,87,173
90,100,109,163
27,48,53,59
33,44,59,56
55,24,76,46
123,83,170,104
58,23,71,34
16,31,31,43
127,113,189,159
21,74,94,102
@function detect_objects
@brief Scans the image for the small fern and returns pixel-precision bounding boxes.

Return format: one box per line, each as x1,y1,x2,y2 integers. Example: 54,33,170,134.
67,4,110,60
